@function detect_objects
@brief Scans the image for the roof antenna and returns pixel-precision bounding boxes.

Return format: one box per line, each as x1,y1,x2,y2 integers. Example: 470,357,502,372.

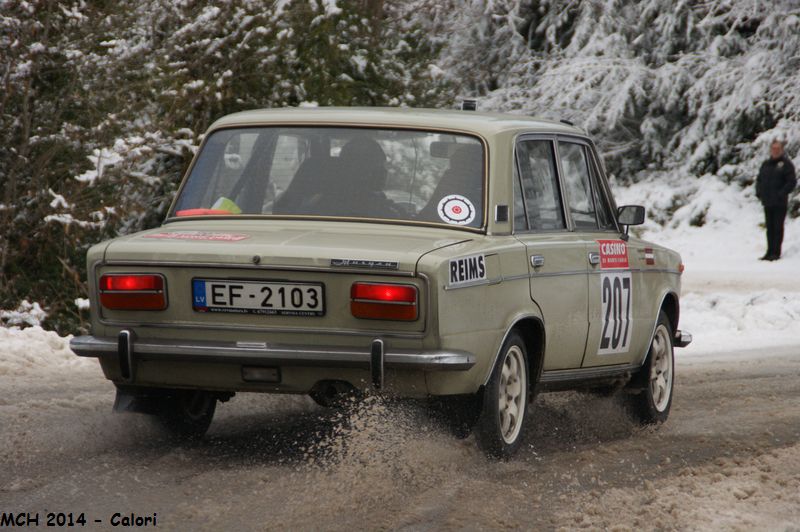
560,119,574,126
461,99,477,111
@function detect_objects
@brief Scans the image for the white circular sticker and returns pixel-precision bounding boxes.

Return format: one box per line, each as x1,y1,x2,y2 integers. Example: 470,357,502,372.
437,195,476,225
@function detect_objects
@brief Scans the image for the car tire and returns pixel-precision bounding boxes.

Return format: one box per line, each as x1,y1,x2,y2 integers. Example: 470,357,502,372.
154,389,217,441
628,311,674,424
475,331,529,458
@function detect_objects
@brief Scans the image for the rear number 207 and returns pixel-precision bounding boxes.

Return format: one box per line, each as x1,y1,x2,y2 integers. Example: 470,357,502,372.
599,272,632,354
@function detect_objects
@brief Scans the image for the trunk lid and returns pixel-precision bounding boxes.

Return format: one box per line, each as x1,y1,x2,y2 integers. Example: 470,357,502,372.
104,220,469,272
96,220,471,339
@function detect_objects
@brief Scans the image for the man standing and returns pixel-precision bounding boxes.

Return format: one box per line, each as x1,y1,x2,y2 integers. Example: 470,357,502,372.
756,140,796,260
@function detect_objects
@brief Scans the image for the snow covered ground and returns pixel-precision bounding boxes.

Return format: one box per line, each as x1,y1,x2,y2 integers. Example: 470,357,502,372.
615,175,800,357
1,334,798,531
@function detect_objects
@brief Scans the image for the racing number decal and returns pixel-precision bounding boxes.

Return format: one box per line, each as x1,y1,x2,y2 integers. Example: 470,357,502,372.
596,239,632,354
599,272,633,354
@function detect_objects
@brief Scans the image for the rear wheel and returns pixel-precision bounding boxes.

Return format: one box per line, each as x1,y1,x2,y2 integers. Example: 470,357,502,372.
154,389,217,441
628,311,674,424
475,331,529,458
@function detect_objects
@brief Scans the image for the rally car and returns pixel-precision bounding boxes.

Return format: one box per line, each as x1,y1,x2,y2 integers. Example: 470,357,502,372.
71,107,691,457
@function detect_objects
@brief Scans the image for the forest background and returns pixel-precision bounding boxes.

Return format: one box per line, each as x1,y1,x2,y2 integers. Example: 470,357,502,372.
1,0,798,333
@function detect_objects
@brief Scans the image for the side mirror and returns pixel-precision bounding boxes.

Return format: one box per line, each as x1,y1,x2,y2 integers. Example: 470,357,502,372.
617,205,645,226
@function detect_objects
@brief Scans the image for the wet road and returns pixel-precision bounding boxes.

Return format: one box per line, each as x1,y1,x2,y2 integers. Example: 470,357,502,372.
2,347,799,531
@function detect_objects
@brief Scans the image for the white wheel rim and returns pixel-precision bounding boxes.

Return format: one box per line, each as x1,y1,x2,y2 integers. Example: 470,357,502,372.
649,325,673,412
498,345,527,444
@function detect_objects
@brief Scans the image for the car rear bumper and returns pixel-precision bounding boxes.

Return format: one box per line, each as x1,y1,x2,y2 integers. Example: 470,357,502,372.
70,333,476,380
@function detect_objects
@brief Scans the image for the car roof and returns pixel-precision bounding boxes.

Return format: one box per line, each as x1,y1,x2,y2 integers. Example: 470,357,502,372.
208,107,585,138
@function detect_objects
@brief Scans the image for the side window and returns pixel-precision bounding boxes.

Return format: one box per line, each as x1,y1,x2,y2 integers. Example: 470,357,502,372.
558,142,598,230
587,150,617,231
516,140,566,231
512,163,527,231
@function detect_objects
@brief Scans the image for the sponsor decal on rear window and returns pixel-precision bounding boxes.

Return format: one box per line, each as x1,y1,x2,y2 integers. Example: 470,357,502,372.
438,195,476,226
143,231,250,242
448,254,486,287
596,239,629,269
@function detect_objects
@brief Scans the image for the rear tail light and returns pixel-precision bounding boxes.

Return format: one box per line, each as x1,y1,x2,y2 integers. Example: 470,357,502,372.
350,282,418,321
99,274,167,310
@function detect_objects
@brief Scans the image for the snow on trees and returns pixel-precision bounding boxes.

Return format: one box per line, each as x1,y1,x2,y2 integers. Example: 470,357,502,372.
1,0,798,331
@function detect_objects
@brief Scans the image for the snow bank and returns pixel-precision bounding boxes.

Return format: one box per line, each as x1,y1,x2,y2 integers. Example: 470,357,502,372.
614,173,800,273
681,291,800,354
614,173,800,357
0,300,47,327
0,326,92,377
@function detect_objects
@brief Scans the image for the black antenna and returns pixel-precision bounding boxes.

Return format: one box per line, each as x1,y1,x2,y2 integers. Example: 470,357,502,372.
560,119,574,126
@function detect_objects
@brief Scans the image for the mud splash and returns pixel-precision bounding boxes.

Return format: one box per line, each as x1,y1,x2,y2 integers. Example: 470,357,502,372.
267,395,483,530
244,391,642,530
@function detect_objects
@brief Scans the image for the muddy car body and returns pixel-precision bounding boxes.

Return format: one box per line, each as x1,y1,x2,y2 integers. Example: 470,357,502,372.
71,108,691,456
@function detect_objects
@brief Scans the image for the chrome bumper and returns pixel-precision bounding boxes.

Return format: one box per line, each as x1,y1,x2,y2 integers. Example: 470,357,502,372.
70,334,476,372
674,329,692,348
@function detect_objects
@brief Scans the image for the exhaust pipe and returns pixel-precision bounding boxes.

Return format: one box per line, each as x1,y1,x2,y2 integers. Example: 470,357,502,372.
309,380,358,408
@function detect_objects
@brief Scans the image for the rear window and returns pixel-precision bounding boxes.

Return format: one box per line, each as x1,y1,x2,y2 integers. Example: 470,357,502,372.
171,127,485,229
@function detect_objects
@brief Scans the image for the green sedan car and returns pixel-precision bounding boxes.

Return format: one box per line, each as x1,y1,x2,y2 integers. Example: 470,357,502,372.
71,107,691,457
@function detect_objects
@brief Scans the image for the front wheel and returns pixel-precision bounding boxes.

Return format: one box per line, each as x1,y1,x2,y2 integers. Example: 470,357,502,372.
475,331,529,458
153,389,217,441
628,311,674,424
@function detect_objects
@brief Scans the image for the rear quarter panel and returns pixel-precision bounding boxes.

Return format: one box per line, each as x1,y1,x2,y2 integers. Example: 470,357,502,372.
418,236,540,394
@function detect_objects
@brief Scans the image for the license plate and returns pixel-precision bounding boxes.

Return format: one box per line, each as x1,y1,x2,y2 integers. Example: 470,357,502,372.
192,279,325,316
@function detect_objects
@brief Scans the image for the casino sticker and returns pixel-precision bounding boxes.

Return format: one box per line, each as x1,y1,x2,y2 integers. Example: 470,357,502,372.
437,195,476,225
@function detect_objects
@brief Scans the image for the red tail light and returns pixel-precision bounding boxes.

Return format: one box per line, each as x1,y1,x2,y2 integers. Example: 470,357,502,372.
351,282,418,321
99,274,167,310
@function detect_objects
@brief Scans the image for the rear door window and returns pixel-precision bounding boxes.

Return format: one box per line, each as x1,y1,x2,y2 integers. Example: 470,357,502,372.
558,142,599,231
515,139,566,231
587,149,617,231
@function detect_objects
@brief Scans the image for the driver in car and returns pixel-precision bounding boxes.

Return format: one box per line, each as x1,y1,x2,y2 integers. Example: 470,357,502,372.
300,136,403,219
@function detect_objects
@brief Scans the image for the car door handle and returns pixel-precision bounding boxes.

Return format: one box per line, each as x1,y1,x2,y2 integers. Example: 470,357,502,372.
530,255,545,268
588,252,601,265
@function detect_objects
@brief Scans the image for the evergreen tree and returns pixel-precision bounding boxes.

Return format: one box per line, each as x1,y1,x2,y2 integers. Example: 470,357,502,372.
0,0,447,332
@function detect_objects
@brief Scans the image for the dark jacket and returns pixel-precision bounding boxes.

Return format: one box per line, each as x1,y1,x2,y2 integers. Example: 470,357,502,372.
756,155,797,207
